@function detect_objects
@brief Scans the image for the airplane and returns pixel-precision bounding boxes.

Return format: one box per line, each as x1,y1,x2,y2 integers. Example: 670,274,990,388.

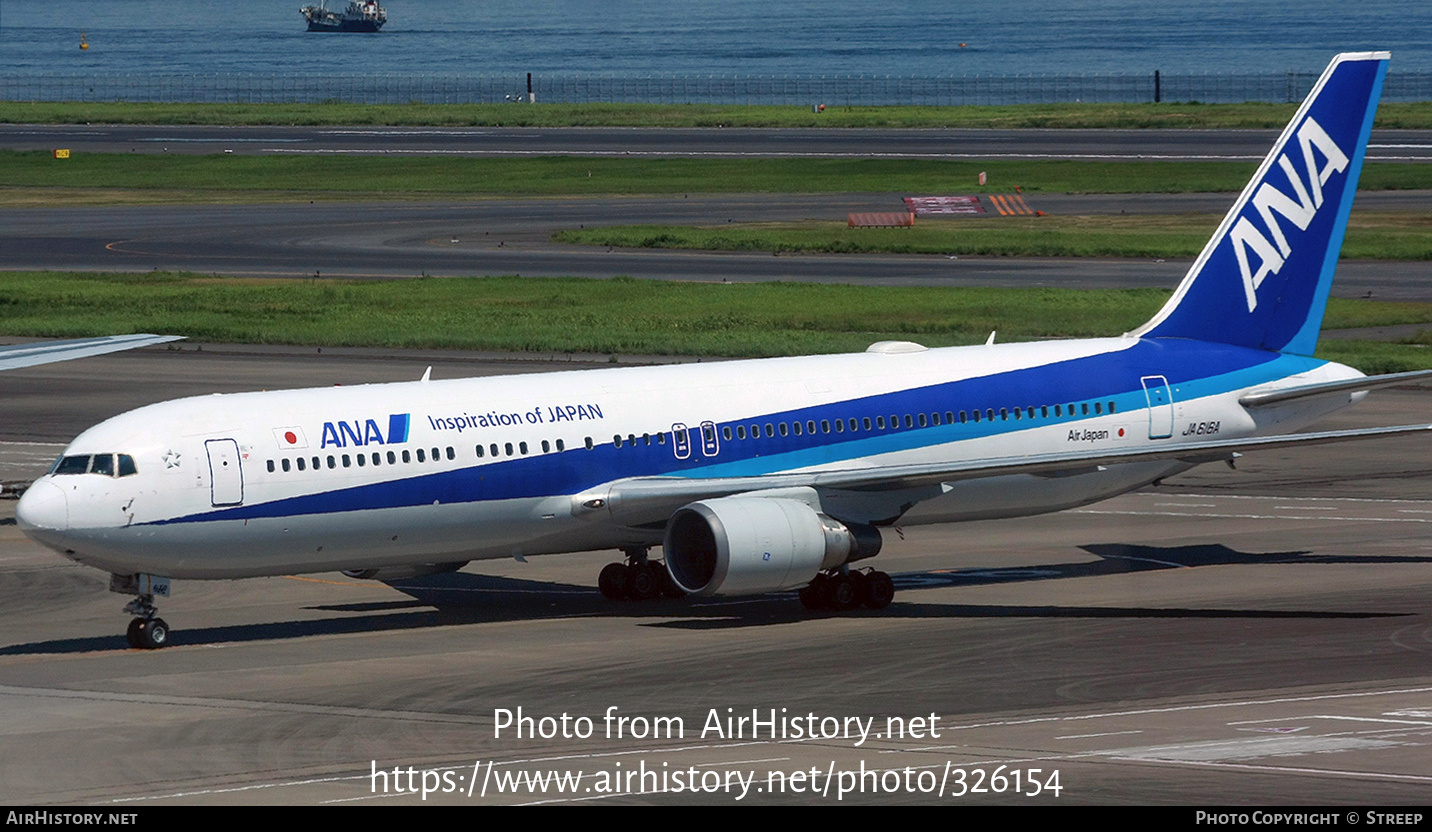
16,51,1432,650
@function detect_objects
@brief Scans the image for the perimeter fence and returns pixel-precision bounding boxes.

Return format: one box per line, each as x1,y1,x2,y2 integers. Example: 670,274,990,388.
3,71,1431,106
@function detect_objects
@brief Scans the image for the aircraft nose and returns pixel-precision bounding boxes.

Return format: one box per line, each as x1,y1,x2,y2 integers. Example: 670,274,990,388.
17,480,68,533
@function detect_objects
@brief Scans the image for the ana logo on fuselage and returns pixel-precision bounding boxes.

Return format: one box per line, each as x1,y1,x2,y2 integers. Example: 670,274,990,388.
320,413,411,449
1229,116,1350,312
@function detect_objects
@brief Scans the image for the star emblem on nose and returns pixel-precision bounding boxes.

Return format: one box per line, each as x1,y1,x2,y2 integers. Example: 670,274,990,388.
162,450,181,469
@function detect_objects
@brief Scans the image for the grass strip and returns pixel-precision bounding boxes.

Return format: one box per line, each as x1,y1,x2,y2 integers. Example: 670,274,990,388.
0,271,1426,372
553,212,1432,261
4,151,1432,203
5,101,1432,129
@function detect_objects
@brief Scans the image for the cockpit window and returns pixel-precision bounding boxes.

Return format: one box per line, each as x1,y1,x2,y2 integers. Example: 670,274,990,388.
52,455,90,475
50,453,139,477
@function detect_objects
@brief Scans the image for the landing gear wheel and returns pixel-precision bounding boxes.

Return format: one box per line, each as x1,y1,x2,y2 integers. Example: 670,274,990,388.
126,617,143,648
131,617,169,650
628,563,661,600
800,574,832,610
598,562,630,600
863,571,895,610
829,574,862,611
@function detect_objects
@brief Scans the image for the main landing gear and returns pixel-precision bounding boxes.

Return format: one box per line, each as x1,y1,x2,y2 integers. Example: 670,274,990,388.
598,547,684,601
111,573,172,649
799,568,894,612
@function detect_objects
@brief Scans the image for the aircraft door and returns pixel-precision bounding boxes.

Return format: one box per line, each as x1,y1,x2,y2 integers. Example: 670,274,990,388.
671,423,692,460
205,438,244,506
1140,375,1174,440
699,420,720,457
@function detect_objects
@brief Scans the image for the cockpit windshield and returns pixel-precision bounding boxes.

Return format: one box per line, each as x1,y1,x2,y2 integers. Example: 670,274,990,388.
48,453,138,477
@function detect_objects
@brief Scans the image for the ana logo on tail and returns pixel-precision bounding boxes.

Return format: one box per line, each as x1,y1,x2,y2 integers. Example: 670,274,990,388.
1232,117,1350,312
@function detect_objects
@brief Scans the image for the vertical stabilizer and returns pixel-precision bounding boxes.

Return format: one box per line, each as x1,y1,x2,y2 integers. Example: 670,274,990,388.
1133,52,1388,355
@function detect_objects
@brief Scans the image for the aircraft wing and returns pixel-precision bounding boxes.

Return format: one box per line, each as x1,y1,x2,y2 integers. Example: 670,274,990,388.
0,334,184,371
595,422,1432,525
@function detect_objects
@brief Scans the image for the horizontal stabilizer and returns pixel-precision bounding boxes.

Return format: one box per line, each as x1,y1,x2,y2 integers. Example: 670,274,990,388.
1240,368,1432,407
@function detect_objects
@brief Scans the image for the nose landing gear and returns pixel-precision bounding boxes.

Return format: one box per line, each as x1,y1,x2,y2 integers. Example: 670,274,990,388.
112,573,172,649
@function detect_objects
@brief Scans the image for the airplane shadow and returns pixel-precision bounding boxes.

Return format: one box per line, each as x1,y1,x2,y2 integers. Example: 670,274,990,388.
4,542,1422,652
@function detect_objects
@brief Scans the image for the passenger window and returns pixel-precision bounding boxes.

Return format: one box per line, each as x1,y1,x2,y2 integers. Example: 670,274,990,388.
342,454,352,468
904,415,913,428
269,460,277,473
519,442,528,455
505,443,514,456
585,437,594,450
372,452,381,466
541,440,550,453
556,439,565,452
1001,408,1009,420
356,454,366,467
327,455,336,469
793,421,803,436
972,410,981,423
765,424,775,437
297,457,306,471
960,410,968,423
876,417,885,429
447,447,455,460
1013,408,1021,420
862,417,872,431
402,450,411,463
778,423,788,437
807,420,817,434
490,444,498,457
1095,402,1103,414
1109,401,1117,413
1055,404,1062,417
722,426,732,441
475,445,485,458
737,425,747,440
388,451,396,464
834,420,843,433
1082,403,1089,415
918,414,927,428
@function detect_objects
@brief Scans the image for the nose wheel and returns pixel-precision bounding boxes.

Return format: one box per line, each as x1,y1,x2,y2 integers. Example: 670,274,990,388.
125,614,170,649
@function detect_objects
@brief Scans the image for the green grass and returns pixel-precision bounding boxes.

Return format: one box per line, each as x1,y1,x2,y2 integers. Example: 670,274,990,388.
0,271,1427,372
553,212,1432,261
7,100,1432,129
5,150,1432,206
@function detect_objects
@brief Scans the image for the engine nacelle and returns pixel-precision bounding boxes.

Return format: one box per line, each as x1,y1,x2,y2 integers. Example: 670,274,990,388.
663,497,881,596
342,561,469,581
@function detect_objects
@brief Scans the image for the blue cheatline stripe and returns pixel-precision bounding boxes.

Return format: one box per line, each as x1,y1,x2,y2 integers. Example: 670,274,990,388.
145,339,1315,526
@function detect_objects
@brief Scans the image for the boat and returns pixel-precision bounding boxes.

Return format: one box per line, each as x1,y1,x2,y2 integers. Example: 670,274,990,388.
301,1,386,32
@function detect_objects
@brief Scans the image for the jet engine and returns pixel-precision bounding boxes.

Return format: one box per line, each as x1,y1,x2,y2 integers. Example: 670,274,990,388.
342,561,469,581
663,497,881,596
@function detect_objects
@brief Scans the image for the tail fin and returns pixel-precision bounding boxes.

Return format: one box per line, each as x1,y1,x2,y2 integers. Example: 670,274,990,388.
1133,51,1388,356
